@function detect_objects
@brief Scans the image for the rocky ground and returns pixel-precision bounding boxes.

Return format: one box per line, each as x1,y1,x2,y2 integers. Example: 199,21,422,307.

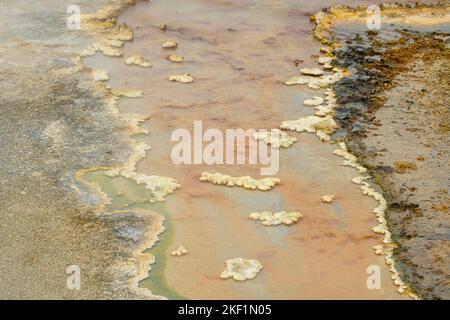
331,23,450,299
0,0,156,299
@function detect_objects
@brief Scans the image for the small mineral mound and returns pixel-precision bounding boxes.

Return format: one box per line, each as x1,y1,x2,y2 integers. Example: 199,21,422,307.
249,211,302,226
303,96,324,106
167,54,184,63
116,23,134,41
220,258,263,281
321,194,336,203
171,246,189,256
169,73,195,83
162,41,178,49
125,55,152,67
199,172,280,191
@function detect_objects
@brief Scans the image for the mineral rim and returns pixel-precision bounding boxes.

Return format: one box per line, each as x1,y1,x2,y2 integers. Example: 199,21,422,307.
0,0,163,299
313,2,450,299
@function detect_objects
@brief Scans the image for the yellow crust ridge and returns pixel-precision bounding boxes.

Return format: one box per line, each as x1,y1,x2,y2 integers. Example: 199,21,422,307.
220,258,263,281
249,211,302,226
74,0,180,299
310,5,422,299
199,172,280,191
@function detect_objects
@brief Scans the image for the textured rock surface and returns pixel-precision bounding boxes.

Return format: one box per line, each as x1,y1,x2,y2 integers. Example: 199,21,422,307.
321,195,336,203
162,41,178,49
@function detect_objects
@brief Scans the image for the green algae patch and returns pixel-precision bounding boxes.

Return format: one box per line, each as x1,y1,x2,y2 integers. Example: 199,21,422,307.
139,203,186,300
85,170,185,299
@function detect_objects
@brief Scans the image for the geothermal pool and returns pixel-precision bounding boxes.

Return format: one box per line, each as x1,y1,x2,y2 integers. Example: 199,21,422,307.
83,0,412,299
1,0,448,300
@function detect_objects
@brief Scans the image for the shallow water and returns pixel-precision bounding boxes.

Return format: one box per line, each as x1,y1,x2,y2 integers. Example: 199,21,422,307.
82,0,414,299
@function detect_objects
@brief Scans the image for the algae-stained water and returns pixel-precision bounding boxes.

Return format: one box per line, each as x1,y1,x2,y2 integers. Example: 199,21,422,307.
83,0,415,299
85,170,185,299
